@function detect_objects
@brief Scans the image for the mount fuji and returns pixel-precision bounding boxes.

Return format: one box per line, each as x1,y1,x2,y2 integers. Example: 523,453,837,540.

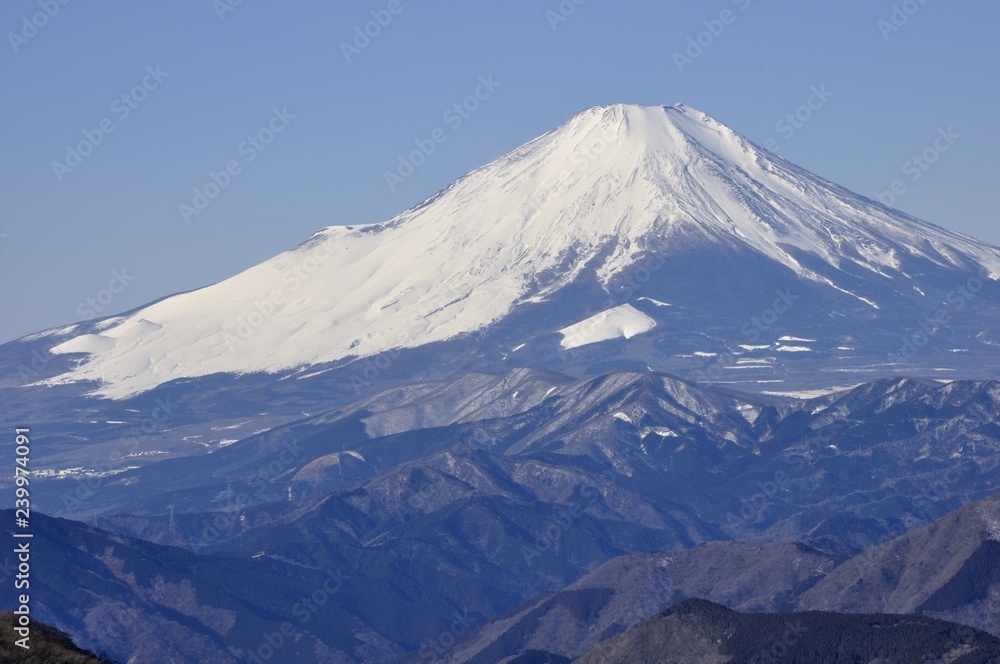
7,103,1000,663
6,103,1000,408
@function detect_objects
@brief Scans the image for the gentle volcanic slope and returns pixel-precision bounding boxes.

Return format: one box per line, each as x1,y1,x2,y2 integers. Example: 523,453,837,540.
42,103,1000,398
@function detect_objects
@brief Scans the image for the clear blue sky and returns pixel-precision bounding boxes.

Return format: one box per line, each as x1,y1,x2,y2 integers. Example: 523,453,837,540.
1,0,998,343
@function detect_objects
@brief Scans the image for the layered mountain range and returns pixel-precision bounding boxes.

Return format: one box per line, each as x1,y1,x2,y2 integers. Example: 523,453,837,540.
0,371,993,662
6,483,1000,662
442,491,1000,662
3,103,1000,662
575,600,1000,664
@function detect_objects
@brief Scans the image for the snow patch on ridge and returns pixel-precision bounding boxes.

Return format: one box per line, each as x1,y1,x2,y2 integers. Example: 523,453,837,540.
559,304,656,350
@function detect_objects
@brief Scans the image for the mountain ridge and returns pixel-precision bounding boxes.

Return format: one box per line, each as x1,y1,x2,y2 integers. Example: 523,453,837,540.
21,103,1000,399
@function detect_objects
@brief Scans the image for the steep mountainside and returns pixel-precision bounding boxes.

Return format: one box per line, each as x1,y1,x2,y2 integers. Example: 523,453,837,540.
433,491,1000,662
576,599,1000,664
4,510,504,663
798,491,1000,637
437,541,838,663
0,611,113,663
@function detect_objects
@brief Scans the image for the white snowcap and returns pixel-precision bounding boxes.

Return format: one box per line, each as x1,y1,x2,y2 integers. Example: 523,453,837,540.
43,104,1000,398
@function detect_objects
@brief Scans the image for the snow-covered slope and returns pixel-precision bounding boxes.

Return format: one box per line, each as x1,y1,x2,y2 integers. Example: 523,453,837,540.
39,104,1000,398
559,305,656,350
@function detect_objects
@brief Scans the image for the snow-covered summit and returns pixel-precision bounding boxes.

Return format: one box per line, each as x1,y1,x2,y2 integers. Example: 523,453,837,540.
41,104,1000,398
